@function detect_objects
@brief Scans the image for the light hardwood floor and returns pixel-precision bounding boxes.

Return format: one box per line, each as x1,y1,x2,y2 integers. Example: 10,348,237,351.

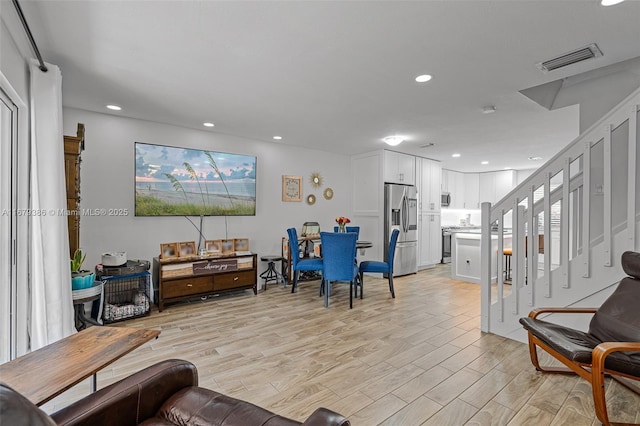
42,265,640,425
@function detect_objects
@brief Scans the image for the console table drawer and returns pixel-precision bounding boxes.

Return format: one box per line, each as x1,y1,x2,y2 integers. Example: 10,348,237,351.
214,270,255,290
163,276,212,298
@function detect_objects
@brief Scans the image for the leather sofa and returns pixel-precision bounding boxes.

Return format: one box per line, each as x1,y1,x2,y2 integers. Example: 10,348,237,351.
0,359,350,426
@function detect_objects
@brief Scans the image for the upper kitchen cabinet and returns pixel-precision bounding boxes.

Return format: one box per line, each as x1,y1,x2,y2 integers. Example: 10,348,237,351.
479,170,516,205
442,169,465,209
417,157,441,212
463,173,479,209
384,150,415,185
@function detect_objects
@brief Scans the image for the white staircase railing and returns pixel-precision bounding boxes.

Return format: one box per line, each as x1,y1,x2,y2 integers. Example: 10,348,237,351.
480,87,640,340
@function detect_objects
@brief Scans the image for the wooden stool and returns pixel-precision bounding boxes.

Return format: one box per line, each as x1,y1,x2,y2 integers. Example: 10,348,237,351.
260,255,285,290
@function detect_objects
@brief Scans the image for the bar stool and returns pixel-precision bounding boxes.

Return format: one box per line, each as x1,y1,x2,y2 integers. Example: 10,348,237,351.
503,248,512,281
260,255,285,290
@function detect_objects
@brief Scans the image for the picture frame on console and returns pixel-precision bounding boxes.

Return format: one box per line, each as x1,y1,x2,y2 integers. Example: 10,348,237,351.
234,238,249,252
205,240,222,254
161,243,178,259
178,241,196,257
221,239,235,254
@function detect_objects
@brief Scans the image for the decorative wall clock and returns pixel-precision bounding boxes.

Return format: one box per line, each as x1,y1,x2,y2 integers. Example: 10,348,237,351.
310,172,323,188
323,188,334,200
307,194,316,205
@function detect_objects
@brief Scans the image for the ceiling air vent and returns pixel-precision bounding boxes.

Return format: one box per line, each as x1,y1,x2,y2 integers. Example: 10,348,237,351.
537,43,603,73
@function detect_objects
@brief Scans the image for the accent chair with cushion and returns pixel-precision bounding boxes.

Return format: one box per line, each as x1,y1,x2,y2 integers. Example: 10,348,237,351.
358,229,399,299
0,359,350,426
519,251,640,426
332,226,360,239
320,231,358,308
287,227,324,294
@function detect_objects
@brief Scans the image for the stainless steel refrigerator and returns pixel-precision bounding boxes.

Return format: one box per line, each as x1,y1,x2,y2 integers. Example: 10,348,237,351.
384,183,418,276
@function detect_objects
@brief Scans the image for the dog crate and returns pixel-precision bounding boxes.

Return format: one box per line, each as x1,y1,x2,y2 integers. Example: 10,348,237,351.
98,271,151,323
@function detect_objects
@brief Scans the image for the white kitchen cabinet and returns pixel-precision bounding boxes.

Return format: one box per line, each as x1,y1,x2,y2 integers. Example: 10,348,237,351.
479,170,516,205
384,150,415,185
478,173,494,204
418,212,441,269
495,170,516,201
417,158,441,269
442,169,465,209
417,157,441,212
463,173,479,209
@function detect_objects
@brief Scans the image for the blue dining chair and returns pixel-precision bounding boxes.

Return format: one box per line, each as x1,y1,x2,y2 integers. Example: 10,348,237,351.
333,226,360,239
287,228,323,293
358,229,400,299
320,232,358,308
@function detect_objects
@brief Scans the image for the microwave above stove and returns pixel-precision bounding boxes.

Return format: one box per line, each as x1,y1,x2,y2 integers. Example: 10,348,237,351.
441,192,451,207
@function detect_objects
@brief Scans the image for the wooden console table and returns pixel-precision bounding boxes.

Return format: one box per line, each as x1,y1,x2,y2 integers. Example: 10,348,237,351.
153,252,258,311
0,326,159,406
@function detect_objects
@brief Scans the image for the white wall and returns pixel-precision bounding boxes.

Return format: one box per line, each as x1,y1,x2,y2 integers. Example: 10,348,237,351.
553,59,640,133
516,169,535,185
62,108,354,285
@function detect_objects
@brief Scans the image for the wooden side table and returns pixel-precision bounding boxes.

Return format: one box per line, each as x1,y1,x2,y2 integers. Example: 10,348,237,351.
72,282,103,331
0,326,160,405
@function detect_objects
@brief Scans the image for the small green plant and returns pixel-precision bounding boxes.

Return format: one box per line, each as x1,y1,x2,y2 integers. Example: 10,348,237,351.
70,249,86,273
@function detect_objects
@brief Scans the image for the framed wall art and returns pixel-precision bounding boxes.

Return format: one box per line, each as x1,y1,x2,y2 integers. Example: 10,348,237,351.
135,142,256,216
282,175,302,202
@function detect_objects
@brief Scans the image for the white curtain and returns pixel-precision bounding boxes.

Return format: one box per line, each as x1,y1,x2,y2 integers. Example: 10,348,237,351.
29,60,75,350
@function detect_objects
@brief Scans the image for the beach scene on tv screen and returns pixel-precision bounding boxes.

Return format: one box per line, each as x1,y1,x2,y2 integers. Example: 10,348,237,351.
135,142,256,216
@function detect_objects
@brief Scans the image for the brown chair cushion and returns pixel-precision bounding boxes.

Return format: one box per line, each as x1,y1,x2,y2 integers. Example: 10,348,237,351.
519,317,600,363
588,277,640,343
622,250,640,279
144,387,300,426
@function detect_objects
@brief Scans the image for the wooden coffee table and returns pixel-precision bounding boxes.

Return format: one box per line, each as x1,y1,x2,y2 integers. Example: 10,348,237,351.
0,326,159,406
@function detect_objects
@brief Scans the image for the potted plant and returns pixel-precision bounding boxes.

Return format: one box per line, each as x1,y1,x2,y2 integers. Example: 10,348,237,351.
71,249,95,290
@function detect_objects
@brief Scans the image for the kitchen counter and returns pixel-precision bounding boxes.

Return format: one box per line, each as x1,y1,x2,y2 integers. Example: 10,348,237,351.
451,230,512,284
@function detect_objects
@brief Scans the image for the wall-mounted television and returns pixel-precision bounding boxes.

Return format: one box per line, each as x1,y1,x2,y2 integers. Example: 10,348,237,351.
135,142,256,216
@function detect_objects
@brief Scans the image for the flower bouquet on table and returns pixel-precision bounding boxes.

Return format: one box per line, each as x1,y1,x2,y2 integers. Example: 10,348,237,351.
336,216,350,233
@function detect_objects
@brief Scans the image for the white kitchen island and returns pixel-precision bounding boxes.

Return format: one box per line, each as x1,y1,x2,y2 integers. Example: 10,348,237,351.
451,229,511,284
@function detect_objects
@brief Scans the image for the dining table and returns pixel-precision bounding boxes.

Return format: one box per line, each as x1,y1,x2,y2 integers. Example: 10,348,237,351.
355,240,372,255
298,234,372,256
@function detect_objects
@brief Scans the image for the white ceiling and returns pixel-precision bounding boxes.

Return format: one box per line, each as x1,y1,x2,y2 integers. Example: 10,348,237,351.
19,0,640,172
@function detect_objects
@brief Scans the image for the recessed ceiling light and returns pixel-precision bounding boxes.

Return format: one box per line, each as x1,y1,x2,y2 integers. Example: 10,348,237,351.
601,0,624,5
528,156,543,161
481,106,497,114
106,105,121,111
203,122,215,127
273,136,282,140
452,153,461,158
481,161,489,165
383,136,404,146
415,74,432,83
504,167,512,170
